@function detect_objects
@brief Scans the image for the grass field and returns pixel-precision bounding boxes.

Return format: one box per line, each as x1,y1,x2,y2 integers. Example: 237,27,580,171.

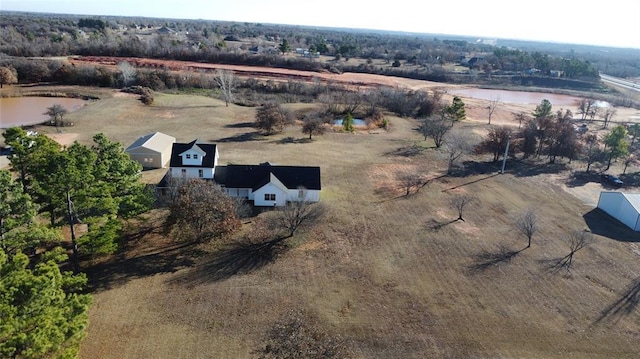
12,86,640,358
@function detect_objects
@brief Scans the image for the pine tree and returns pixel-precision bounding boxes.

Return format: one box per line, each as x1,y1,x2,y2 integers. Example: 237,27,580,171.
0,249,92,359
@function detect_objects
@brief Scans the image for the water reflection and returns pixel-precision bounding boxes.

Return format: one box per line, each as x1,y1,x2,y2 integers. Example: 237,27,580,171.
0,97,86,128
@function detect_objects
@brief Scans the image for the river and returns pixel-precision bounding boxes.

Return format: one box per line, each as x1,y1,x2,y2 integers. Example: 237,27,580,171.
0,97,87,128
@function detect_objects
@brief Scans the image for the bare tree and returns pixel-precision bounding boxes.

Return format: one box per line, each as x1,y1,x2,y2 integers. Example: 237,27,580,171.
0,66,18,88
443,132,474,174
273,189,326,237
117,61,137,87
318,92,340,115
255,102,292,135
578,99,595,121
602,107,616,129
215,69,236,107
44,104,68,129
302,118,326,140
340,90,362,115
257,309,348,359
487,96,500,125
623,153,638,174
513,111,529,129
418,115,450,148
582,134,604,173
449,194,476,221
565,230,594,270
515,209,539,248
397,170,425,196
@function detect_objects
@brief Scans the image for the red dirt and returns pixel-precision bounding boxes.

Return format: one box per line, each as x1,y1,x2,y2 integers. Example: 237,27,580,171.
69,56,448,90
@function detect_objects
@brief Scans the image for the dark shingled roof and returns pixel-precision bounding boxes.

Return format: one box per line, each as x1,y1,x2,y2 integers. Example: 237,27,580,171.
214,164,321,190
169,140,217,168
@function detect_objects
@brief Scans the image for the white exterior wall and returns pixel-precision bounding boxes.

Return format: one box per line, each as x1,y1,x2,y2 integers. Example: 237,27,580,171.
224,187,319,206
253,183,288,206
170,167,215,179
180,148,207,166
286,189,320,202
160,146,172,167
618,198,640,231
597,192,640,231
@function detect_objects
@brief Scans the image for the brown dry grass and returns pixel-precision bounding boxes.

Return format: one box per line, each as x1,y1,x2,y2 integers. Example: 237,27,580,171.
13,84,640,358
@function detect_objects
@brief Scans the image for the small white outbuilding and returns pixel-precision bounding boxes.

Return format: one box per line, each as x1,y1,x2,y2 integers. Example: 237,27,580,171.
597,192,640,232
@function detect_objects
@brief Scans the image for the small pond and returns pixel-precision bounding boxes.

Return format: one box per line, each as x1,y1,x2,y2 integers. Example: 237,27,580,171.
0,97,87,128
333,118,367,126
449,88,584,106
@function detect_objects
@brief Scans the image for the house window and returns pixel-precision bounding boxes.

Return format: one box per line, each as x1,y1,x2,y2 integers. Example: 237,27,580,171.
198,169,203,178
181,169,186,177
264,193,276,201
186,154,191,159
193,154,198,159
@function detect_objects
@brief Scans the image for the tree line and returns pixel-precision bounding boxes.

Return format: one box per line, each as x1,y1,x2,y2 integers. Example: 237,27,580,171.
1,128,153,357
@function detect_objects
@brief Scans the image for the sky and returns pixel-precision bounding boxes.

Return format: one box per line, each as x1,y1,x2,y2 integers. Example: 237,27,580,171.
2,0,640,49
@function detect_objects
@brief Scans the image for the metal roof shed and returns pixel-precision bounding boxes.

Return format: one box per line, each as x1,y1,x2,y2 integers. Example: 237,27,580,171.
597,192,640,232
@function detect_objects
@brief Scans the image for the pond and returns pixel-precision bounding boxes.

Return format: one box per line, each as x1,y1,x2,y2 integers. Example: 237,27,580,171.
449,88,584,106
0,97,87,128
333,118,367,126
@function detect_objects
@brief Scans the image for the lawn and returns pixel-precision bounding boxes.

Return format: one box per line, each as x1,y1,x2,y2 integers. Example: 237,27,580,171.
18,86,640,358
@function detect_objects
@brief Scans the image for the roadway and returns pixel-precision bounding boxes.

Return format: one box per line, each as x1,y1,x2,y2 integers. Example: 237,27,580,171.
600,73,640,93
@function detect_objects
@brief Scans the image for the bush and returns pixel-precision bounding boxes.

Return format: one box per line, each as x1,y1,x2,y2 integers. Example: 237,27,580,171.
140,94,154,105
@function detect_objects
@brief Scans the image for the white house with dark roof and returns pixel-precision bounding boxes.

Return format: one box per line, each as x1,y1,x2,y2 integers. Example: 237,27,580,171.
169,140,219,179
166,140,320,206
214,164,321,206
125,132,176,169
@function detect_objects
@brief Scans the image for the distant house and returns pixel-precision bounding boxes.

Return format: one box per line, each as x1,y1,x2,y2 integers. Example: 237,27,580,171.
169,140,218,179
125,132,176,169
157,26,176,35
214,163,321,206
597,192,640,231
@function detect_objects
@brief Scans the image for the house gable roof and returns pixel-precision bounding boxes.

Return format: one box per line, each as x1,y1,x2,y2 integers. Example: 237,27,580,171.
214,164,321,190
169,140,217,168
126,132,176,153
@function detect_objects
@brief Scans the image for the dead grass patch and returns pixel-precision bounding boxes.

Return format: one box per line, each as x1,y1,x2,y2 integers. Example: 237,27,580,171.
36,86,639,359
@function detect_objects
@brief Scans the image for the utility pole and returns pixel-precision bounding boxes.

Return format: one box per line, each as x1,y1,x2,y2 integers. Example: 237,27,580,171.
500,131,511,174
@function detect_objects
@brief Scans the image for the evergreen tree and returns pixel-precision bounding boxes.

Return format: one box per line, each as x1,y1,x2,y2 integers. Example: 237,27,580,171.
279,38,290,55
342,113,354,133
0,248,91,359
446,96,466,125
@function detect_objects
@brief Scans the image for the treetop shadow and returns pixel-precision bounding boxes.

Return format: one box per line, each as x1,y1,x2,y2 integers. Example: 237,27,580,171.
215,131,264,143
224,121,255,128
467,244,524,274
565,171,601,188
384,144,427,157
85,240,201,292
169,238,288,287
273,136,312,144
595,277,640,325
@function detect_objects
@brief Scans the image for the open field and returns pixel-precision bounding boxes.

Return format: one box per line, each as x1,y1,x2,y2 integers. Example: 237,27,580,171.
4,82,640,357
